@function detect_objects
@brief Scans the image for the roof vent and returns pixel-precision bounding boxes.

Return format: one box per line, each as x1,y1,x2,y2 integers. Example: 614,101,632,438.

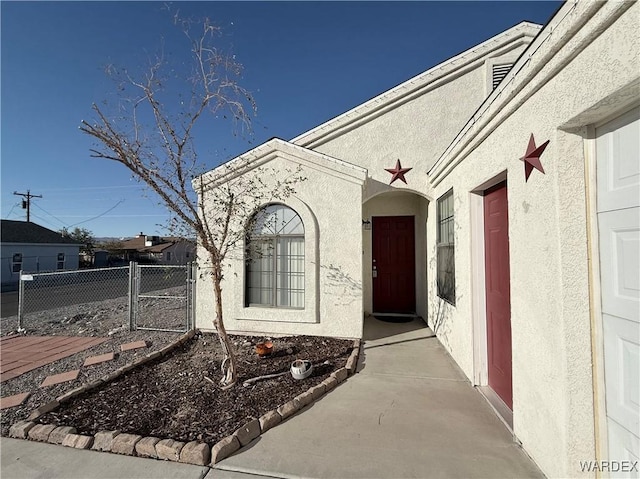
492,63,513,90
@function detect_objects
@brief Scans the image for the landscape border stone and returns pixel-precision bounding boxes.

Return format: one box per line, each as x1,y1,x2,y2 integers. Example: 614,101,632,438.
49,425,77,444
135,436,161,458
62,433,94,449
28,423,56,442
232,419,261,447
156,438,185,461
276,399,300,420
331,367,348,383
293,390,313,408
321,376,338,392
210,435,240,465
111,433,142,455
92,430,121,452
258,410,281,434
180,441,211,465
9,420,35,439
8,330,362,467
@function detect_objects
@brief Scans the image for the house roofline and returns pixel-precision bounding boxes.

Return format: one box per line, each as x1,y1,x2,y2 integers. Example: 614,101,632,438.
194,138,367,189
427,0,627,185
290,21,542,149
1,242,82,248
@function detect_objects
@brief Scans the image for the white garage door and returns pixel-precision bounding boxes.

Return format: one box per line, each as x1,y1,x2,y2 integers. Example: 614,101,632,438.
596,107,640,475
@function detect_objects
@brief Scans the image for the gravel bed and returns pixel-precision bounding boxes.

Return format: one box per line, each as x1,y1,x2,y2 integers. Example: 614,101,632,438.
0,288,191,437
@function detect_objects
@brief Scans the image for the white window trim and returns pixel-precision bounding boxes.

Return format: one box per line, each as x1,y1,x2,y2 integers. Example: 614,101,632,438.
235,198,319,324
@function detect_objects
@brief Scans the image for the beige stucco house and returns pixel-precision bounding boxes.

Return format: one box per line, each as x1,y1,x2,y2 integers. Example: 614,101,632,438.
196,1,639,477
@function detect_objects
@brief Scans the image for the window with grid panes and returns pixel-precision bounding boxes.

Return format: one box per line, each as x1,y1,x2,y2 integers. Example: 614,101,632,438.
57,253,65,270
246,204,304,308
12,253,22,273
437,189,455,305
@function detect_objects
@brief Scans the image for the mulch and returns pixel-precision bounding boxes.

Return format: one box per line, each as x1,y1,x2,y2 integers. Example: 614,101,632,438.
40,332,354,445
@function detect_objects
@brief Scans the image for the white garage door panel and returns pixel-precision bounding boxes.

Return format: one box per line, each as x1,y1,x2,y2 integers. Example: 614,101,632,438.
603,313,640,429
598,209,640,320
608,420,639,479
597,107,640,467
596,109,640,212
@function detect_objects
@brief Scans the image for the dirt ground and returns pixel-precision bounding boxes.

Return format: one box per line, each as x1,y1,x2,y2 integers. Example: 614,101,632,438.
1,289,354,445
39,332,353,445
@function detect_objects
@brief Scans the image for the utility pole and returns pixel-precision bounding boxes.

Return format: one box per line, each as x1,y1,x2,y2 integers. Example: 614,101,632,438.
13,190,42,222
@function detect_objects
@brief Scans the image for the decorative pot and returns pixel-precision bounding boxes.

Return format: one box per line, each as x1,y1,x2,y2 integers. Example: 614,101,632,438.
290,359,313,380
256,341,273,357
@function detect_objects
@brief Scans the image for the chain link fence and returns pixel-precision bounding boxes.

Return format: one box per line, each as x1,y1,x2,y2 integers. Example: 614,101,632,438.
17,266,130,334
16,262,196,335
130,264,195,332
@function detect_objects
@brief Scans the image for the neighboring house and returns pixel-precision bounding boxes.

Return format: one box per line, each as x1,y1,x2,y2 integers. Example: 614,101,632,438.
0,220,81,290
195,3,638,478
80,249,109,268
116,233,195,265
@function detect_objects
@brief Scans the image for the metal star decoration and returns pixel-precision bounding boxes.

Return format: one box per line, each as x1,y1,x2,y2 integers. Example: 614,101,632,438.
520,134,549,181
385,159,413,184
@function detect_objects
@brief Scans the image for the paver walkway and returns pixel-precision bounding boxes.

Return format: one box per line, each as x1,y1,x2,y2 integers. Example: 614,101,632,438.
0,335,108,382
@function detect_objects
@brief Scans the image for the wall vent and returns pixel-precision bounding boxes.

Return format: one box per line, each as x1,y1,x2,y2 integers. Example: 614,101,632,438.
492,64,513,90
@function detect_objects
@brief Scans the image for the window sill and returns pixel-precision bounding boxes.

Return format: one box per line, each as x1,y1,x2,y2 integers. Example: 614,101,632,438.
237,305,317,323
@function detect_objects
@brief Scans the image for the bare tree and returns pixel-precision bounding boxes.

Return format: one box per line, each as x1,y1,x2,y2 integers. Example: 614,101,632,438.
80,13,302,388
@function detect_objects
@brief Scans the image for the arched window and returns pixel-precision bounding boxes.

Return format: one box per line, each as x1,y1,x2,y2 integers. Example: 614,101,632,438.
246,204,304,308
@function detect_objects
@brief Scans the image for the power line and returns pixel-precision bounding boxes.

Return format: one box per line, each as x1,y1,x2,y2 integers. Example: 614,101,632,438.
67,199,126,227
5,202,20,219
29,212,60,230
13,190,42,222
31,203,70,228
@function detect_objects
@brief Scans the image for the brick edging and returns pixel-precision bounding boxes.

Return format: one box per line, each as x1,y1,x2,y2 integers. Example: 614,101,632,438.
9,336,362,467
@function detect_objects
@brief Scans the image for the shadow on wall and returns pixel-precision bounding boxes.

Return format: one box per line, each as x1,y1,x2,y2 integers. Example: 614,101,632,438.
320,263,362,306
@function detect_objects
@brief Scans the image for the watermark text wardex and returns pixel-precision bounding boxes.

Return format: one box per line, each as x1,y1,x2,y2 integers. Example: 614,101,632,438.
579,460,638,473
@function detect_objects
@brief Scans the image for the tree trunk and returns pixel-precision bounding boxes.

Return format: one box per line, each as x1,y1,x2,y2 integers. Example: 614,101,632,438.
211,262,237,389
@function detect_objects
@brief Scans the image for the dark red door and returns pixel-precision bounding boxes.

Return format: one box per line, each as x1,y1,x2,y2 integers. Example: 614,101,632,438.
484,182,513,410
372,216,416,313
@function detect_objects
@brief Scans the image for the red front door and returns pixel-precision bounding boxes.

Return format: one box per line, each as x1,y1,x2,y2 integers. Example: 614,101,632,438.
372,216,416,313
484,182,513,410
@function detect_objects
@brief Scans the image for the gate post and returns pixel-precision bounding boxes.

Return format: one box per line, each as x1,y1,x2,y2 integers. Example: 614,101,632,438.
128,261,137,331
17,270,25,331
191,262,197,330
186,262,192,331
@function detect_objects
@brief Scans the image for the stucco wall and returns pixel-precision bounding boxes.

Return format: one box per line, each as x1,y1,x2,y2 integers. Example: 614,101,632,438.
305,41,531,323
310,45,529,181
426,2,639,478
195,152,365,339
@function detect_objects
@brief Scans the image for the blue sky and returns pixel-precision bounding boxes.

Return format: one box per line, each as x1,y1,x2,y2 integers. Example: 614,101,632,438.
1,1,561,239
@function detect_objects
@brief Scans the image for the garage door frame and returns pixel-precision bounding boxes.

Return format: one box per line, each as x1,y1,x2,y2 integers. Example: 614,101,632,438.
585,104,640,468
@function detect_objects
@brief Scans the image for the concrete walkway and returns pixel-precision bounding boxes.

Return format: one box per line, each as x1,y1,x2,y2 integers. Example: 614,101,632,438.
1,318,544,478
210,317,544,479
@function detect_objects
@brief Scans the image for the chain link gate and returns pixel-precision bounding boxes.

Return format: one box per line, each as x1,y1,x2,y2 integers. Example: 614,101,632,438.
130,262,196,333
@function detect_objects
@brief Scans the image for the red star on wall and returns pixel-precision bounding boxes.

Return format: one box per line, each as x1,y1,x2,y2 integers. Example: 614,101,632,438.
385,159,412,185
520,134,549,181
